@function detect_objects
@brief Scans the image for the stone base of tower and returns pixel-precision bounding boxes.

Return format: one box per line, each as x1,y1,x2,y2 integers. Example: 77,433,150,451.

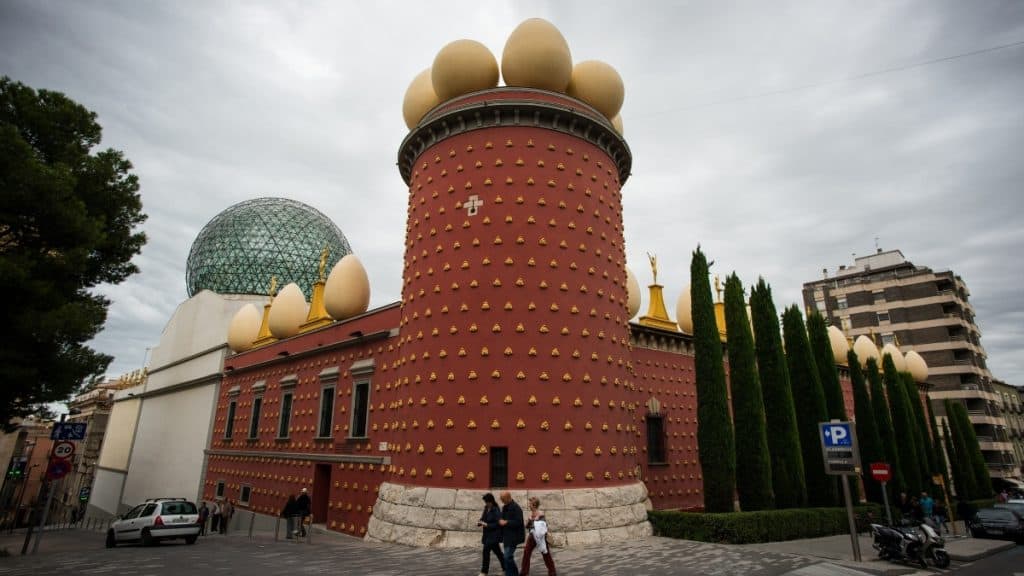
366,482,653,548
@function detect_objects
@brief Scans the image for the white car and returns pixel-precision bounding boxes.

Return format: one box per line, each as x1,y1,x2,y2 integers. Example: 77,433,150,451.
106,498,201,547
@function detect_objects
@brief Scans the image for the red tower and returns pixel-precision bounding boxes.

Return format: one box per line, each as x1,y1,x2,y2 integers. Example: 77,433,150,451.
367,89,652,546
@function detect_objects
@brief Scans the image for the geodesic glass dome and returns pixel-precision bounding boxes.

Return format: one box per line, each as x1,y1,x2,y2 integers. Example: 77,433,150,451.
185,197,352,298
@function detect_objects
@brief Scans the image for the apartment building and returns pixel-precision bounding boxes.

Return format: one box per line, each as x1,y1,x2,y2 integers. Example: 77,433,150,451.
803,249,1018,481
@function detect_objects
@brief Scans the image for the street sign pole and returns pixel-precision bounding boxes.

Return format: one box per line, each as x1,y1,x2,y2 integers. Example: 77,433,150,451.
30,479,56,554
841,472,861,562
27,414,74,555
880,481,892,526
820,421,862,563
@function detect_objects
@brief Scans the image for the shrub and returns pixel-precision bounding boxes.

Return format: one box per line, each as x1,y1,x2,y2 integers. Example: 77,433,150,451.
648,505,883,544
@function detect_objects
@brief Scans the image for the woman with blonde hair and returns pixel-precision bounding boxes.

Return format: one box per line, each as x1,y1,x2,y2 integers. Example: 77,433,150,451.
520,497,556,576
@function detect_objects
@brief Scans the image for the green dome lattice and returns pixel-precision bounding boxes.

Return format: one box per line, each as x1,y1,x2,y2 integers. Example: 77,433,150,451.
185,197,352,297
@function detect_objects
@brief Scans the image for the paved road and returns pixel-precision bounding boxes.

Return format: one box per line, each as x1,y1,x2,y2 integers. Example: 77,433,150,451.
946,542,1024,575
0,527,886,576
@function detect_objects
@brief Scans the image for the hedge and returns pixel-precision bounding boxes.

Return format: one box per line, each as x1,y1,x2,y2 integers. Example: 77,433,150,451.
649,505,883,544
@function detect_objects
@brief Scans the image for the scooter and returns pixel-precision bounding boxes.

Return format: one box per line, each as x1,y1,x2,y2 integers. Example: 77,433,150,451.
870,521,950,569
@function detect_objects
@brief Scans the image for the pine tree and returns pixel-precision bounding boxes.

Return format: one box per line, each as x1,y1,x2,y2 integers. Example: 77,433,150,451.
848,350,885,504
868,358,904,495
883,355,923,495
691,247,736,512
724,274,774,511
750,279,806,508
781,306,837,507
950,401,993,498
903,372,937,490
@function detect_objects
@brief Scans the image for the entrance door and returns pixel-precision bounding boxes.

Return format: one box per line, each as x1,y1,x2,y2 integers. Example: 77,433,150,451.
312,464,330,523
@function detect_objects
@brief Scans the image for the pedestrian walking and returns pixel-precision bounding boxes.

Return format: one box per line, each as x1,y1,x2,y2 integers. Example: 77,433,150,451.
220,499,234,534
477,493,505,576
198,501,210,536
520,497,555,576
282,495,298,539
295,488,311,537
497,491,525,576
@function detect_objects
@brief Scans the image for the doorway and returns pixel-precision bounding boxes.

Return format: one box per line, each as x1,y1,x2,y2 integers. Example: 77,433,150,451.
313,463,330,523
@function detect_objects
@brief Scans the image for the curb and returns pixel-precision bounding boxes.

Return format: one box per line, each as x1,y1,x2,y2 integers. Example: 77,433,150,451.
948,539,1016,562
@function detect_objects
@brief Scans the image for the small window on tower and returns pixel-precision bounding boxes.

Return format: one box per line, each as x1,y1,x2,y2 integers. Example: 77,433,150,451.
646,415,666,464
490,447,509,488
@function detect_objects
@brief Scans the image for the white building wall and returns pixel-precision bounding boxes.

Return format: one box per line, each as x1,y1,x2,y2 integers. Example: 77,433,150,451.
89,469,126,516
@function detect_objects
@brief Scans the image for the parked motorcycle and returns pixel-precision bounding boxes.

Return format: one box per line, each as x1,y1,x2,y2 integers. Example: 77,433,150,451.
870,522,950,569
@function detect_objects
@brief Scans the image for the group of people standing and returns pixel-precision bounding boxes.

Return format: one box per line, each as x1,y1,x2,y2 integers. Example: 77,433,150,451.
479,491,555,576
197,499,234,536
280,487,312,538
899,491,948,532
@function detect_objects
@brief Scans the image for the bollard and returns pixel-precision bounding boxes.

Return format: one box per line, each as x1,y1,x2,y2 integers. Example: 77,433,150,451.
247,511,255,539
274,516,280,542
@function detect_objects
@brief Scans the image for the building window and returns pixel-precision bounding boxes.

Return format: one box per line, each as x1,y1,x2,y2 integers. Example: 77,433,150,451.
646,415,667,464
877,311,890,323
840,317,852,332
225,401,237,439
881,333,895,346
836,296,848,310
239,484,252,506
318,386,335,438
815,300,827,312
490,447,509,488
873,290,886,304
249,396,263,439
350,381,370,438
215,480,225,498
278,392,293,438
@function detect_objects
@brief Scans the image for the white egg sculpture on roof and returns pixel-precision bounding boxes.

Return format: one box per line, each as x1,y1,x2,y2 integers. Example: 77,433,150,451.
905,350,929,382
501,18,573,92
402,68,441,129
676,284,692,334
881,343,907,372
431,39,499,101
827,325,850,365
227,303,261,352
625,266,641,319
268,283,308,339
566,60,625,119
325,254,371,320
853,335,880,368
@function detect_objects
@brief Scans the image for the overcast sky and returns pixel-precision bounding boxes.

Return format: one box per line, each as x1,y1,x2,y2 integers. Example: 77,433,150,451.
2,1,1022,387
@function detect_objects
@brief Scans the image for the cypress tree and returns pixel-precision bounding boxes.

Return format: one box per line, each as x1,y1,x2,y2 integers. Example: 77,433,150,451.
903,372,937,490
883,354,923,495
950,401,993,498
781,306,837,507
927,396,950,489
848,350,885,504
944,401,976,499
690,247,736,512
867,358,904,495
750,279,806,508
724,274,774,511
808,313,846,420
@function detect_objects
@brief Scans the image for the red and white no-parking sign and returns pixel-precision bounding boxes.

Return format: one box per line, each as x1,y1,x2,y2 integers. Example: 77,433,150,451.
870,462,891,482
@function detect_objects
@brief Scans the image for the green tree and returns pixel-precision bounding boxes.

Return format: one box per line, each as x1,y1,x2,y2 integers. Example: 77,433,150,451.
750,279,806,508
0,77,146,427
690,247,735,512
723,274,773,511
949,401,993,498
943,402,976,499
927,396,950,489
903,372,937,490
848,350,885,504
807,313,846,420
867,358,904,495
883,354,923,495
781,305,837,507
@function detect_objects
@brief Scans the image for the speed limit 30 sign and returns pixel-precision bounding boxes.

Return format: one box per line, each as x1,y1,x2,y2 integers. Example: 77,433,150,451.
52,441,76,460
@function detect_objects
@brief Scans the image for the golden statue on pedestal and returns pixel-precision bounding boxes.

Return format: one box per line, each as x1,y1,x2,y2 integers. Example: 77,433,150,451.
647,252,658,285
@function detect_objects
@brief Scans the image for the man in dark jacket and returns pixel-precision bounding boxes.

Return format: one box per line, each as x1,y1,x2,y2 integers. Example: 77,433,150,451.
295,488,311,536
498,491,525,576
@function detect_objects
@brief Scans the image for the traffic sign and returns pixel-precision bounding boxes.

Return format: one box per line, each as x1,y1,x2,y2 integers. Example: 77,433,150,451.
819,421,861,475
45,458,71,481
870,462,891,482
50,422,87,441
52,441,76,460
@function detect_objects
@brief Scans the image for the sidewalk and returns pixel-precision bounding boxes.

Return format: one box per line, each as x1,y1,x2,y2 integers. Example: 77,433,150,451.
746,531,1015,574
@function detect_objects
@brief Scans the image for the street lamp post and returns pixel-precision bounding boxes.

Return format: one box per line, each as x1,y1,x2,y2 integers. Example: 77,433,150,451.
9,464,39,533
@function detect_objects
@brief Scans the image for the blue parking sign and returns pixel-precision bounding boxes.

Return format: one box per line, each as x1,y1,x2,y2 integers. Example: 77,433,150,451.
821,422,852,447
50,422,87,440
